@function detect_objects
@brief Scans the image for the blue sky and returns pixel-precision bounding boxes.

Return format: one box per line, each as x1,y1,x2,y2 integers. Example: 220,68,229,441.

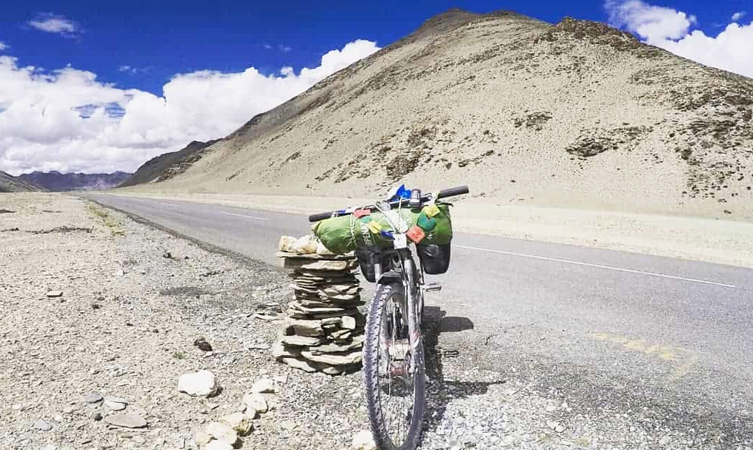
0,0,751,174
1,0,747,96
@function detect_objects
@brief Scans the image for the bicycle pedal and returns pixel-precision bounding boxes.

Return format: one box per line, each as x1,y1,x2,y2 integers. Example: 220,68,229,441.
423,283,442,293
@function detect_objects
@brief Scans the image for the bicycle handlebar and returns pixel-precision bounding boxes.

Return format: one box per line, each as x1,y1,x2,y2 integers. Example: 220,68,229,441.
308,185,469,223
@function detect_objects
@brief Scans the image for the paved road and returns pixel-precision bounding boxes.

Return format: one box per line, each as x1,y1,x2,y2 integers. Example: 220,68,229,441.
86,193,753,437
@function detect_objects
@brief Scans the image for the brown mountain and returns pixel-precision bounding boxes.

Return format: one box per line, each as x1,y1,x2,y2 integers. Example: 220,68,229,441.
19,171,132,192
122,9,753,220
119,139,221,188
0,170,44,193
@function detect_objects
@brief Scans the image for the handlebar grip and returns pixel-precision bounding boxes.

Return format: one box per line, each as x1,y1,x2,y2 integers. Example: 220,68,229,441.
308,211,335,223
437,185,469,199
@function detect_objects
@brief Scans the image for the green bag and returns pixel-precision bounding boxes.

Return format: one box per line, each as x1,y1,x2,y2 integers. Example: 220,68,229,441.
312,203,453,255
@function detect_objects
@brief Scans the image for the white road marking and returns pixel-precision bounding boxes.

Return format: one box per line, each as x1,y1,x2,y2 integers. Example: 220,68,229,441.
219,211,268,221
455,244,737,288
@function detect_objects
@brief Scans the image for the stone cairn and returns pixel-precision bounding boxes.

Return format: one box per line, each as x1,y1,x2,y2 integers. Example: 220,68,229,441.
272,236,365,375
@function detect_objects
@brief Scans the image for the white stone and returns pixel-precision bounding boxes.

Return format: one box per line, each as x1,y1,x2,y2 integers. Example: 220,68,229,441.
341,316,357,330
104,413,147,428
206,421,238,445
194,430,213,446
46,291,63,298
34,420,52,431
178,370,218,397
243,393,268,413
104,400,126,411
84,391,103,404
352,430,376,450
205,441,233,450
250,378,276,394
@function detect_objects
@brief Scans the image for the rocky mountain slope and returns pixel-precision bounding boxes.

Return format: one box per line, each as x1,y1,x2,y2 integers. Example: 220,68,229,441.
119,140,220,188
20,171,132,192
123,9,753,220
0,170,44,193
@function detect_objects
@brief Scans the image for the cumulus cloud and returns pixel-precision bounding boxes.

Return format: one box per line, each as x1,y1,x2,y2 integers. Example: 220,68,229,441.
27,13,81,38
606,1,753,78
0,42,9,52
0,39,380,175
731,11,746,22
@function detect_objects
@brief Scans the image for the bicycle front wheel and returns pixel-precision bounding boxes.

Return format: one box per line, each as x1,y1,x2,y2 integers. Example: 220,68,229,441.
364,281,426,450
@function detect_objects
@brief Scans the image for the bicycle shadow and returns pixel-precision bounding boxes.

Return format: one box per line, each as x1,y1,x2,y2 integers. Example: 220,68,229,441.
422,306,506,433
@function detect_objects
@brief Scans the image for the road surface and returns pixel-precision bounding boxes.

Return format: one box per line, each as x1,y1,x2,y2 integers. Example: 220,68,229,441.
86,193,753,440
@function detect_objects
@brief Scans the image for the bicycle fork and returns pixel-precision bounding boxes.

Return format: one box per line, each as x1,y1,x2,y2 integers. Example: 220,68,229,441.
401,253,422,365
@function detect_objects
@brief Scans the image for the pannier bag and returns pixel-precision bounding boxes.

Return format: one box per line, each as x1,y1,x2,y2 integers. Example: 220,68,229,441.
312,203,453,254
354,245,379,282
417,243,452,275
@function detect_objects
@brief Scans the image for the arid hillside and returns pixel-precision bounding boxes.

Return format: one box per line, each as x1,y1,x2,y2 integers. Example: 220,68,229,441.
0,170,43,193
125,9,753,220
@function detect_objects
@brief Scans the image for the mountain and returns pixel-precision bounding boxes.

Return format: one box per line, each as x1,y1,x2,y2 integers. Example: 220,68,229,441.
0,170,44,193
118,139,221,188
122,9,753,220
19,171,132,192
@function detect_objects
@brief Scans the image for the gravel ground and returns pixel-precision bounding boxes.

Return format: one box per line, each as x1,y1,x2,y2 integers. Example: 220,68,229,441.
1,193,750,450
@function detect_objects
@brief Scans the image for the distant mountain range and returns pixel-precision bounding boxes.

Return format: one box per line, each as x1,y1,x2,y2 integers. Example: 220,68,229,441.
18,171,132,192
0,170,44,193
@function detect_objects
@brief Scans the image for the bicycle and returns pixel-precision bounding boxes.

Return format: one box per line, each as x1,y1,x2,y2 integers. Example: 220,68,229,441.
308,185,469,450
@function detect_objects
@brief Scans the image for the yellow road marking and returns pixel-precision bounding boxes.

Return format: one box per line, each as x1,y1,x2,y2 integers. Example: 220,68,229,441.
592,332,698,382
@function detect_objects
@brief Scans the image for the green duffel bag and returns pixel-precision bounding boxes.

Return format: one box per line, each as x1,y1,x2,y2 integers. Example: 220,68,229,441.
312,203,453,255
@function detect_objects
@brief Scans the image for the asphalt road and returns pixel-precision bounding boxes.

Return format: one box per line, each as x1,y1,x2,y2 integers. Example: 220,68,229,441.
86,193,753,439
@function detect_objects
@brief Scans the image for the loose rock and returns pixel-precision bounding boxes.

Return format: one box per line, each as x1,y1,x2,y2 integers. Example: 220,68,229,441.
178,370,219,397
352,430,377,450
104,413,147,429
33,420,52,432
220,412,252,436
205,422,238,445
250,378,276,394
46,291,63,298
243,393,268,413
104,399,126,411
84,391,103,404
194,430,212,446
205,441,233,450
194,337,213,352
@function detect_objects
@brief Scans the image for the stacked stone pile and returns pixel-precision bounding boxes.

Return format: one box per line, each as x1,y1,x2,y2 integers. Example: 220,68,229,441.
273,236,365,375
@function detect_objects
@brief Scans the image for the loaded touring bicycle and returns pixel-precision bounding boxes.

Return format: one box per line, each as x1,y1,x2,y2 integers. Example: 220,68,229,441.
309,185,469,450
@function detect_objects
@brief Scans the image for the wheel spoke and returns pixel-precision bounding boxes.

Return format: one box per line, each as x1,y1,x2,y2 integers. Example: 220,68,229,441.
365,282,425,450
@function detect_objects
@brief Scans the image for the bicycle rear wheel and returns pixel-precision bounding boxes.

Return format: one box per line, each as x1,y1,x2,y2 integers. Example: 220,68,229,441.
364,281,425,450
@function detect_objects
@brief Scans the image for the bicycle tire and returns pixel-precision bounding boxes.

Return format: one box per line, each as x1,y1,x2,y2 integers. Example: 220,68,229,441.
364,281,426,450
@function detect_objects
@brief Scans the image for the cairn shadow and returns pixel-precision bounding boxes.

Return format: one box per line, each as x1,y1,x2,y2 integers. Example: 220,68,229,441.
422,306,506,434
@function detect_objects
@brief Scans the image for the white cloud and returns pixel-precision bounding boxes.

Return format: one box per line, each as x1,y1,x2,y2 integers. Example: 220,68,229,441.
606,0,696,45
0,39,380,175
119,65,148,75
27,13,80,37
0,42,9,52
732,11,746,22
606,1,753,78
279,45,292,52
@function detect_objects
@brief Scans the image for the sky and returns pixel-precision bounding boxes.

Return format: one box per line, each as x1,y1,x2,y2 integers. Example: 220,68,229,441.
0,0,751,175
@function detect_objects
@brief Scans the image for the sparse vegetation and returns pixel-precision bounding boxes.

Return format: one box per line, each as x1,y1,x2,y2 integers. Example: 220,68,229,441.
87,203,125,236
